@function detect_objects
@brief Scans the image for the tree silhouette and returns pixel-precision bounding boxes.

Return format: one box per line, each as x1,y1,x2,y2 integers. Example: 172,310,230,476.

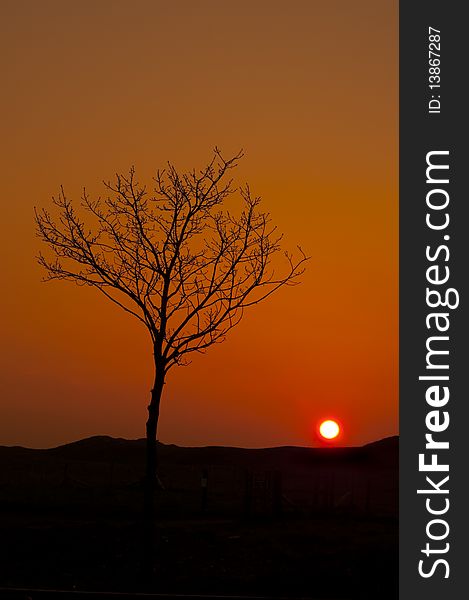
35,149,308,489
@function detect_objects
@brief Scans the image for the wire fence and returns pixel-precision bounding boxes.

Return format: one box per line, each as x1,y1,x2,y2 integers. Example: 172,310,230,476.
0,458,397,519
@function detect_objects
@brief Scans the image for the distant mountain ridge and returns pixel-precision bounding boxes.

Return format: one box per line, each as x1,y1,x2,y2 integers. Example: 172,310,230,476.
0,435,398,468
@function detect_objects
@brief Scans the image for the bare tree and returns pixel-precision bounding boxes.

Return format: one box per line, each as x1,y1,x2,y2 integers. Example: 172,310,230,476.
35,149,308,489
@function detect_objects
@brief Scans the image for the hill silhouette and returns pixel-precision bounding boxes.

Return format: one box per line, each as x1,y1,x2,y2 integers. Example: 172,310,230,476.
0,436,398,599
0,434,398,465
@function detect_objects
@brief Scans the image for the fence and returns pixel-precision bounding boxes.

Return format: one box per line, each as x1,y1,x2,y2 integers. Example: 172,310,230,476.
0,457,397,519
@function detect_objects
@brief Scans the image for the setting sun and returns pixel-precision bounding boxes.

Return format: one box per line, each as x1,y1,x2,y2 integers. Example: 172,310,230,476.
319,419,340,441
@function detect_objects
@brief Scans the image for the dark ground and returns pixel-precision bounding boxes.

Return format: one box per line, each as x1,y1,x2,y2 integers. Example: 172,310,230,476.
0,437,398,600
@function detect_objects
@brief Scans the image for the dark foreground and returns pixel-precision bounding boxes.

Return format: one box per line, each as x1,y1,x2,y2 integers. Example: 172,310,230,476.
0,437,398,600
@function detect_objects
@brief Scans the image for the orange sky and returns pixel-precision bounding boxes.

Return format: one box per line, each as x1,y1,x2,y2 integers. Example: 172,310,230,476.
0,0,397,448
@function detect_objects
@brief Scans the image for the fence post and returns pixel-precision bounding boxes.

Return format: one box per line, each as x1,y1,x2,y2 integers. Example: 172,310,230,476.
273,470,283,517
201,468,208,514
244,470,253,517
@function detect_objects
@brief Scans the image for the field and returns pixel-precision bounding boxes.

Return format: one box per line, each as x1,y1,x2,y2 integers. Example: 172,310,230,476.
0,437,398,599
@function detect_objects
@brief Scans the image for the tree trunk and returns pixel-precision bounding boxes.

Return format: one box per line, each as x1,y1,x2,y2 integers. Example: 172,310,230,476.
142,366,165,577
145,368,165,489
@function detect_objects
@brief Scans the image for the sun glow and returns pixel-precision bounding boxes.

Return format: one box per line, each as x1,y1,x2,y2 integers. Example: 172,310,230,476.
319,419,340,440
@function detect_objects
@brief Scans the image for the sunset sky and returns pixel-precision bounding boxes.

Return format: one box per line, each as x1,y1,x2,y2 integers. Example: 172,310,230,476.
0,0,397,448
